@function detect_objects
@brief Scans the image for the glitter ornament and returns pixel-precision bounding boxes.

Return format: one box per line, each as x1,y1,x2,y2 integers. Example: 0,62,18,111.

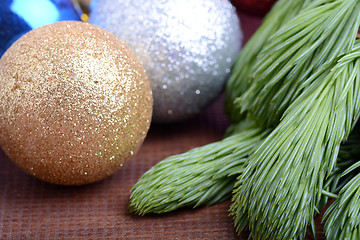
89,0,242,122
230,0,277,16
0,21,153,186
0,0,81,57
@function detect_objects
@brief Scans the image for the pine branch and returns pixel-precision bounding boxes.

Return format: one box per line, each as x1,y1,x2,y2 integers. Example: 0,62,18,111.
129,120,360,217
236,0,360,128
129,120,269,215
225,0,309,123
230,42,360,239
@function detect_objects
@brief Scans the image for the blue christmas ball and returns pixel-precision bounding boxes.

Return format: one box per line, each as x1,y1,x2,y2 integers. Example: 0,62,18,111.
0,0,81,57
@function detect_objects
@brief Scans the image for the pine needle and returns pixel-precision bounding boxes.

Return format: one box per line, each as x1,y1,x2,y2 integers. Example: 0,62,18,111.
129,120,269,215
129,120,360,217
236,0,360,128
319,127,360,212
324,163,360,239
225,0,309,123
230,41,360,239
321,125,360,239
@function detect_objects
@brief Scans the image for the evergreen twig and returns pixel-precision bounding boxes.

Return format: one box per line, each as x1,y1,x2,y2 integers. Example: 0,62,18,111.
324,166,360,239
129,121,268,215
322,126,360,239
236,0,360,128
225,0,309,123
230,41,360,239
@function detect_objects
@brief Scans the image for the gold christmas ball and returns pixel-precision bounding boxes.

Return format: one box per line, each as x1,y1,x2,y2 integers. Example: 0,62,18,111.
0,21,153,185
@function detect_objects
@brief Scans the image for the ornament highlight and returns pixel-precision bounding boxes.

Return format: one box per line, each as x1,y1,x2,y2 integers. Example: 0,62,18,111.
0,21,153,186
90,0,242,122
0,0,81,57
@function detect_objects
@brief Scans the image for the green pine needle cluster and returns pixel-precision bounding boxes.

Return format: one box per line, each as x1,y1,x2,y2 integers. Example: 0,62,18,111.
236,0,360,127
230,44,360,239
322,126,360,239
229,1,360,238
129,0,360,238
319,127,360,216
225,0,309,123
324,164,360,239
130,121,268,215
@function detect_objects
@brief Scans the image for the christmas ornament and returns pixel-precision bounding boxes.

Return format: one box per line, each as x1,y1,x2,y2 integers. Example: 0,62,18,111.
89,0,242,122
230,0,277,16
0,0,81,57
0,21,153,186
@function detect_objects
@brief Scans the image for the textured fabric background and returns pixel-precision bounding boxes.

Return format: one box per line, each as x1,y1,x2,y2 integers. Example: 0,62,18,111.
0,13,326,239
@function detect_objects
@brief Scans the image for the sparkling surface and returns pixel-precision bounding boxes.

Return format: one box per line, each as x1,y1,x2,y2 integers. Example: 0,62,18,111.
0,21,153,185
90,0,242,122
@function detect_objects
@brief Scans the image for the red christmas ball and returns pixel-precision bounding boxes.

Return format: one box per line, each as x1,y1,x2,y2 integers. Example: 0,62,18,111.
231,0,277,17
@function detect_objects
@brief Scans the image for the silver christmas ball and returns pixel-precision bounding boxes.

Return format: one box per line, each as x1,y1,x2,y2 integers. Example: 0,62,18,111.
90,0,242,122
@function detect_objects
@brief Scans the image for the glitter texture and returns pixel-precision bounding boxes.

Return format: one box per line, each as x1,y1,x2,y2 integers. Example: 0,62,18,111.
0,21,153,185
89,0,242,122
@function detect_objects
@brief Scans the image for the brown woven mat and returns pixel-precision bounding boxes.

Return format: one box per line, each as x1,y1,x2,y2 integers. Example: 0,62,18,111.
0,13,326,240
